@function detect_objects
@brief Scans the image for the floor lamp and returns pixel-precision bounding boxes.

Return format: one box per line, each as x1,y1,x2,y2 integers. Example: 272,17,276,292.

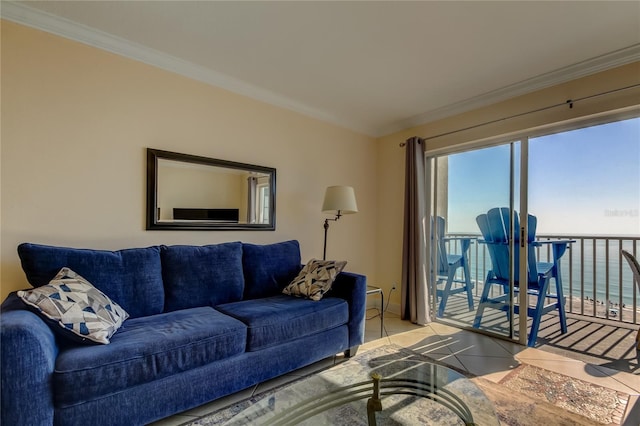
322,186,358,260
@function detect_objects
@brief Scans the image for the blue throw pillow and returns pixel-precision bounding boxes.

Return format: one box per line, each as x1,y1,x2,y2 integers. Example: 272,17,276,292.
161,243,244,311
242,240,302,299
17,243,164,318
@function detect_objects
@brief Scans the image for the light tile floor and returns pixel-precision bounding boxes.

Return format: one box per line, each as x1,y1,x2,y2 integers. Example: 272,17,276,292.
150,310,640,426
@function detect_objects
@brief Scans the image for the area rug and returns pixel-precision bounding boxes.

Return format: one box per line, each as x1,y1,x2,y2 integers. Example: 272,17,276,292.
182,344,631,426
496,364,629,425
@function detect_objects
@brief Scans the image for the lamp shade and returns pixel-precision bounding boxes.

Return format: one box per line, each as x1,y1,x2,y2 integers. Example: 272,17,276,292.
322,186,358,215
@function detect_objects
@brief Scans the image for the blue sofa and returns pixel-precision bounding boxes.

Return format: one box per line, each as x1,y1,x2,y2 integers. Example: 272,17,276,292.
0,240,366,426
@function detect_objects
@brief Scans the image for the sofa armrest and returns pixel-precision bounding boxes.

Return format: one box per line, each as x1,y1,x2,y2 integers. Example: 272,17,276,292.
328,271,367,350
1,293,58,426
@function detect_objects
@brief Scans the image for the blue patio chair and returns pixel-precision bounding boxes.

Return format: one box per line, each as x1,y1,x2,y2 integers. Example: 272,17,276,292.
473,207,570,346
432,216,474,317
621,249,640,350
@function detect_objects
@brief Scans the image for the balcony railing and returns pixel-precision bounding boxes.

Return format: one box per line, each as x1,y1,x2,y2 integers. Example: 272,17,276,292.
445,233,640,326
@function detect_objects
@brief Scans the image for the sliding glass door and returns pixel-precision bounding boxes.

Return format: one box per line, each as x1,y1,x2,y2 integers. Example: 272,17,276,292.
428,141,524,342
528,117,640,324
427,113,639,345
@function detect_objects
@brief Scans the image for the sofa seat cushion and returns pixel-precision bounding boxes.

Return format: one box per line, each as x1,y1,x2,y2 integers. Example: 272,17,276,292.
216,295,348,352
53,307,246,407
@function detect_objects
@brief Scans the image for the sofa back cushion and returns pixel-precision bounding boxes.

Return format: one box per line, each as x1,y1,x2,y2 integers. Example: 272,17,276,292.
242,240,302,299
17,243,164,318
161,242,244,311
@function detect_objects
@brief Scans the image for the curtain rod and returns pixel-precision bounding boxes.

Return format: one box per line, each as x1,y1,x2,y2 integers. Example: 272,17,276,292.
399,83,640,146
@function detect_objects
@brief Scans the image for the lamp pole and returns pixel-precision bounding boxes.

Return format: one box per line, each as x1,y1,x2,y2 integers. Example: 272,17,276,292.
322,211,342,260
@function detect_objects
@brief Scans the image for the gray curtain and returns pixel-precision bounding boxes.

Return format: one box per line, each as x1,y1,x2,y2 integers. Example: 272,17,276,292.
401,136,431,325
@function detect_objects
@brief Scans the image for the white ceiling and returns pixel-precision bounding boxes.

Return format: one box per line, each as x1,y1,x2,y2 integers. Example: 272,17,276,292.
3,1,640,137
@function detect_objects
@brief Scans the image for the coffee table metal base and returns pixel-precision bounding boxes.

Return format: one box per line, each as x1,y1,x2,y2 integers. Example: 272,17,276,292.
266,372,477,426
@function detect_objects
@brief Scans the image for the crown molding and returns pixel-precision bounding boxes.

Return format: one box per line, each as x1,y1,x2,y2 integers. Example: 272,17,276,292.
3,1,638,139
0,1,376,136
376,44,640,137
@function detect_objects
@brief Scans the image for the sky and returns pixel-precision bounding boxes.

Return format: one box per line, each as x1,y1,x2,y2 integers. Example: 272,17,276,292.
445,117,640,236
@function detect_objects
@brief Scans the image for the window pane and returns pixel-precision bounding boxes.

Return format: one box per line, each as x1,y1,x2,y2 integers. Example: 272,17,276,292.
529,117,640,235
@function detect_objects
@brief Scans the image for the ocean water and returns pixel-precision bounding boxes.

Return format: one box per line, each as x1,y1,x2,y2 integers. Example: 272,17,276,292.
559,238,638,307
456,237,639,307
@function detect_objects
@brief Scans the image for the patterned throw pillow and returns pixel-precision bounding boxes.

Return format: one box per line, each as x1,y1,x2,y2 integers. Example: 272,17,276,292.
17,267,129,344
283,259,347,301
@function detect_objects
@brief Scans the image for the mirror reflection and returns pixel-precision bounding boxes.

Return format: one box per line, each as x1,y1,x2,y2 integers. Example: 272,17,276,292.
147,149,276,230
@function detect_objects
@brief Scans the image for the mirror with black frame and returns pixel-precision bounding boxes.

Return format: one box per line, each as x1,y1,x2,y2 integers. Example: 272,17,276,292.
146,148,276,230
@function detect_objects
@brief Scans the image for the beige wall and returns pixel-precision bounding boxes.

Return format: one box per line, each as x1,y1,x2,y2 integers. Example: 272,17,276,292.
0,21,378,299
377,62,640,312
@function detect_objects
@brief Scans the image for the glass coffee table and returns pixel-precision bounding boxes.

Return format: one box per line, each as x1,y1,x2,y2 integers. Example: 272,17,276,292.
224,346,499,425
